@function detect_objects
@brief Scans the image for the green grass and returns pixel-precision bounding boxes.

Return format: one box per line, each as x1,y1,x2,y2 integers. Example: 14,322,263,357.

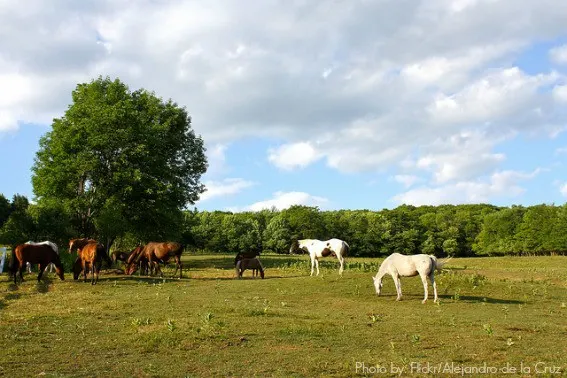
1,254,566,377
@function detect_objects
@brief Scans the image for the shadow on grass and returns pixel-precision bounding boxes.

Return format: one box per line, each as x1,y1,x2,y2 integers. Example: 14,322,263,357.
375,293,524,304
438,294,524,304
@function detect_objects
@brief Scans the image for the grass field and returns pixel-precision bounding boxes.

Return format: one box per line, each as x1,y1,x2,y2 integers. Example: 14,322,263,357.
1,254,566,377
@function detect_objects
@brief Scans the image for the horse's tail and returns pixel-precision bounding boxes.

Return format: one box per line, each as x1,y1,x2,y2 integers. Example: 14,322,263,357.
431,255,452,270
342,241,350,257
9,246,19,275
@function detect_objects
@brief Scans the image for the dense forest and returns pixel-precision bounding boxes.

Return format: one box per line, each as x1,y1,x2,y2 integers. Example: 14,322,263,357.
1,192,566,257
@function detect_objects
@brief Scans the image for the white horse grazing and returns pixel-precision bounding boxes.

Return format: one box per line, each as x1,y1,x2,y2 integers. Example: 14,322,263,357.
25,241,59,274
373,253,450,303
290,238,349,276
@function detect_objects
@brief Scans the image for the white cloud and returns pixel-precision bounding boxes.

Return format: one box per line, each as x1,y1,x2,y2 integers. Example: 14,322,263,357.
247,191,328,211
198,178,255,202
552,85,567,103
268,142,322,170
560,183,567,197
392,169,542,205
550,44,567,64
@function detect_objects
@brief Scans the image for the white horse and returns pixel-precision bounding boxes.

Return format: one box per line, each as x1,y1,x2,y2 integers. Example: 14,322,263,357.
372,253,451,303
290,238,349,276
25,241,59,274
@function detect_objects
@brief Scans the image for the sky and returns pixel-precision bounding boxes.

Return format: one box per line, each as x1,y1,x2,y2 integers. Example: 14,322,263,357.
1,0,567,212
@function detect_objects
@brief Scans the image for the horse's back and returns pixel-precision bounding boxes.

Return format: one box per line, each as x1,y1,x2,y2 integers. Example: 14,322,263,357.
15,244,59,264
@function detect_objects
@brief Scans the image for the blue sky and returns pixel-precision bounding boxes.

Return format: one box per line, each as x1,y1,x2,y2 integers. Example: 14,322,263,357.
1,0,567,212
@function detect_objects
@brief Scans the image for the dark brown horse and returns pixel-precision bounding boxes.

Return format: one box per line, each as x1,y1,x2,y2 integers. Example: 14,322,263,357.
74,242,105,285
11,244,65,284
234,251,262,277
236,258,265,279
126,242,184,278
111,250,130,265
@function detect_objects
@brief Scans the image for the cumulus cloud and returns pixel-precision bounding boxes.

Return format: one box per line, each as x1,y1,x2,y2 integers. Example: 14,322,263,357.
268,142,322,170
247,191,328,211
560,183,567,197
198,178,255,202
550,44,567,65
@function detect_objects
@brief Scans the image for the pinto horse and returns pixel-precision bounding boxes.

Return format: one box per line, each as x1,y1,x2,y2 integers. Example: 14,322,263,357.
11,244,64,284
290,238,349,276
126,242,184,278
73,242,106,285
372,253,451,303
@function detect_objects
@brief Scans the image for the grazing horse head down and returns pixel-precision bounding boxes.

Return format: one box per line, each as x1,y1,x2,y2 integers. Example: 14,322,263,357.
373,253,451,304
234,251,260,266
74,242,105,285
11,244,64,284
289,238,349,276
125,242,184,279
236,257,265,279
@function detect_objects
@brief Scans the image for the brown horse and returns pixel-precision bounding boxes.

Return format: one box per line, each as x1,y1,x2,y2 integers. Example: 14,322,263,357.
74,242,105,285
126,242,184,278
11,244,65,284
111,250,130,265
68,238,97,254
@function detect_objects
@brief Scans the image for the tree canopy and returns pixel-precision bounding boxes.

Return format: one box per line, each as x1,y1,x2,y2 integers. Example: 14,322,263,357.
31,77,207,246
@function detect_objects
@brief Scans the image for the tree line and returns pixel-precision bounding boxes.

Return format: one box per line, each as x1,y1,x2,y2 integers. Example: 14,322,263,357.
2,195,566,257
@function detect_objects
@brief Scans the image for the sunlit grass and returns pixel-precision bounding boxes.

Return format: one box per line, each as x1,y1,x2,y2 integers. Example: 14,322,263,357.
1,255,566,377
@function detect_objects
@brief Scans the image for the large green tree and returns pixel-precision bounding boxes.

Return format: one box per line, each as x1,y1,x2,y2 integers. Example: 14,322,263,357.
32,77,207,247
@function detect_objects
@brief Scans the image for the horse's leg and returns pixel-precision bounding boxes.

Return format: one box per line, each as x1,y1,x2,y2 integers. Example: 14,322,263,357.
430,272,438,303
338,254,344,276
93,262,100,285
37,263,47,282
90,261,95,285
82,261,88,283
315,258,320,276
393,274,402,301
420,273,429,304
310,255,315,276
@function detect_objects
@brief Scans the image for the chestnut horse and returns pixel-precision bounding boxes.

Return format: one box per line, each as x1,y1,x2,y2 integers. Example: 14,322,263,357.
126,242,184,278
11,244,64,284
73,242,106,285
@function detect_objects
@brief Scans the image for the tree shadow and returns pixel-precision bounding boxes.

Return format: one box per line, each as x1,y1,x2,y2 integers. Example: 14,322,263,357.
438,294,524,304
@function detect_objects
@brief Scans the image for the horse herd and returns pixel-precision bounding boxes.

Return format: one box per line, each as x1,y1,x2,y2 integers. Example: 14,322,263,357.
7,237,450,303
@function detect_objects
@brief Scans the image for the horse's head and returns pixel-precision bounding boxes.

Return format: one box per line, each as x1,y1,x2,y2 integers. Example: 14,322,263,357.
372,275,383,295
289,240,301,254
68,239,77,254
125,262,137,275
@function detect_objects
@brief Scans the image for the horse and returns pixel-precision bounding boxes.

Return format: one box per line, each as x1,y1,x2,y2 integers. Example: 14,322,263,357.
235,256,264,279
289,238,349,276
73,241,105,285
111,250,130,265
234,251,261,276
125,242,184,278
68,238,97,254
11,244,65,284
123,246,151,275
24,241,59,273
372,253,451,303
